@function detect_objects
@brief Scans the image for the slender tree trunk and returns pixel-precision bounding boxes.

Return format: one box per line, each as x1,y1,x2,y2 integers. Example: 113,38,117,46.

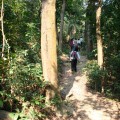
85,22,93,55
1,0,9,83
56,21,59,46
84,21,87,50
96,0,104,93
41,0,58,102
1,0,9,60
1,0,5,58
59,0,66,51
86,22,92,53
96,0,103,68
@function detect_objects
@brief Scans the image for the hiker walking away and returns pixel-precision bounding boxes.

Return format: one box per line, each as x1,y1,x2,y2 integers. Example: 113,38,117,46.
70,40,80,72
77,37,84,48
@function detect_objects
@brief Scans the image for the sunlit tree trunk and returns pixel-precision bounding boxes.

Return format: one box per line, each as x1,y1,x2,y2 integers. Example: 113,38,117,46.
59,0,66,51
41,0,58,102
96,0,103,68
96,0,104,93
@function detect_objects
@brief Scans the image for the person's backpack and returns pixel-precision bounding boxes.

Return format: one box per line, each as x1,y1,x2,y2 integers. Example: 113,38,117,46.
70,51,78,61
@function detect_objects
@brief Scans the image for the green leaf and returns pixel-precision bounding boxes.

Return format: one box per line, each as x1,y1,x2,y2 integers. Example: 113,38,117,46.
35,100,39,105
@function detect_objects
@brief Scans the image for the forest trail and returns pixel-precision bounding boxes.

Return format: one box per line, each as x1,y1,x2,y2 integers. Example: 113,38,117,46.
57,54,120,120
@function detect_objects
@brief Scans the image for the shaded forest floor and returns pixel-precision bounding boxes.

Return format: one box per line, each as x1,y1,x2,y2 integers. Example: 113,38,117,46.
51,54,120,120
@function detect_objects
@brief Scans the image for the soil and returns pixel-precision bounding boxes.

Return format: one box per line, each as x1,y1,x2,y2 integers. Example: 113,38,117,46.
54,54,120,120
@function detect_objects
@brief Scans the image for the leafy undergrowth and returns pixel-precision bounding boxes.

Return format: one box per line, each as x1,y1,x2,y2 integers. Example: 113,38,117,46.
0,44,62,120
85,60,120,101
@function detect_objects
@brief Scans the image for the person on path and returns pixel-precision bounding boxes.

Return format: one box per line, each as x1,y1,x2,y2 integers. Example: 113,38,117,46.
70,40,80,72
77,37,84,48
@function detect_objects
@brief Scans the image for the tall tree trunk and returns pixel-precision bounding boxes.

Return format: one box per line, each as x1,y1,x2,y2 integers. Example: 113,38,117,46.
96,0,104,93
86,22,92,53
1,0,10,83
41,0,58,102
1,0,5,58
96,0,103,68
1,0,9,60
59,0,66,51
85,0,93,54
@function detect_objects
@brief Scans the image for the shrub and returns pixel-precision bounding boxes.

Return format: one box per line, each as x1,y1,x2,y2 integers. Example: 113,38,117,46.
85,60,107,92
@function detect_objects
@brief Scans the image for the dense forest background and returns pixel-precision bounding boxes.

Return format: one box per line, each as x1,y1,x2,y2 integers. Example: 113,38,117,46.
0,0,120,119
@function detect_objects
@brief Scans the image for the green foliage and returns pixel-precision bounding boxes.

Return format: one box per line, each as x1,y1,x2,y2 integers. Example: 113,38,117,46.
51,94,62,108
85,0,120,100
0,45,48,119
101,0,120,99
62,43,70,55
0,0,64,119
87,49,97,60
9,101,46,120
85,59,120,100
85,60,107,92
0,0,50,119
56,0,85,42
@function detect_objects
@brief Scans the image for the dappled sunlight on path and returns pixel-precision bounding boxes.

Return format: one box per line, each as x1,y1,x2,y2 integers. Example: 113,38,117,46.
58,54,120,120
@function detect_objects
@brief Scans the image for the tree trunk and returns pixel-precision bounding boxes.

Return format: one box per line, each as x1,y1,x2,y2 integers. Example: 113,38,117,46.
85,1,93,54
96,0,103,68
1,0,5,58
59,0,66,51
96,0,104,93
86,22,92,53
1,0,10,60
41,0,58,102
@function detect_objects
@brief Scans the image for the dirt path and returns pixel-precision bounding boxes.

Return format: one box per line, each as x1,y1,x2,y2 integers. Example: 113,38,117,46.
57,54,120,120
